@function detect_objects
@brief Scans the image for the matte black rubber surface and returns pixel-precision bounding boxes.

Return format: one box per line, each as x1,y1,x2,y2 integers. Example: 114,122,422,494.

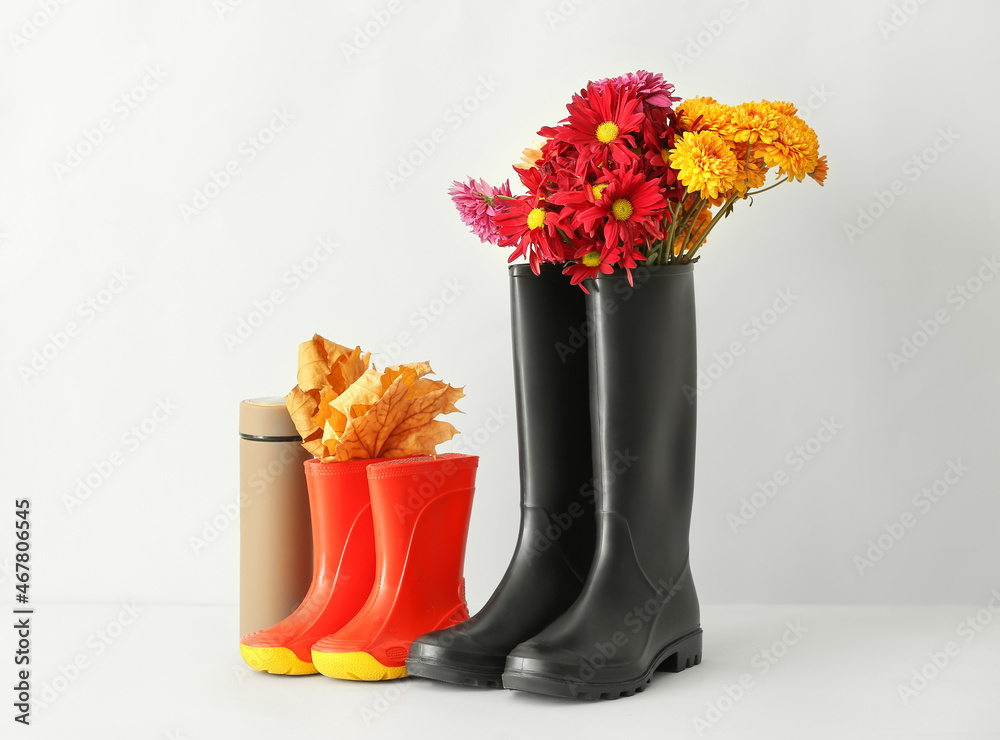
503,265,703,699
407,264,596,686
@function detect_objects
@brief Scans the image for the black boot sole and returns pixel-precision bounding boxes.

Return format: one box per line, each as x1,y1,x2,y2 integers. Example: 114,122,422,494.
406,654,504,688
503,629,702,700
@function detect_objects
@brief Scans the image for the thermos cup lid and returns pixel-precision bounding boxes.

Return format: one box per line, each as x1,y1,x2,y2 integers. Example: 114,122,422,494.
239,397,301,441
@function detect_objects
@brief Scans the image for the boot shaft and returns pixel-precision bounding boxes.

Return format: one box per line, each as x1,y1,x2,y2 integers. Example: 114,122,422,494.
584,265,697,572
509,264,596,574
303,458,387,581
366,454,478,613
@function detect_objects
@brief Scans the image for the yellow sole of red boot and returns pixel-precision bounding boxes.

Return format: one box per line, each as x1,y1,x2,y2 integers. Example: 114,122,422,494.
311,650,407,681
239,644,318,675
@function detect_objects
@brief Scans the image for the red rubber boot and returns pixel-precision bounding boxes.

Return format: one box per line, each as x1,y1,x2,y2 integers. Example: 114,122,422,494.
239,457,389,674
311,454,478,680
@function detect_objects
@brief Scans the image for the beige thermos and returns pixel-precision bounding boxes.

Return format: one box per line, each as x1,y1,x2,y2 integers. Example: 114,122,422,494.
239,397,312,637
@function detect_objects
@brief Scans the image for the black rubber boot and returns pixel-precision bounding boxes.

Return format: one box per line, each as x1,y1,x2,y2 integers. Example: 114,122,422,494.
503,264,702,700
406,264,597,687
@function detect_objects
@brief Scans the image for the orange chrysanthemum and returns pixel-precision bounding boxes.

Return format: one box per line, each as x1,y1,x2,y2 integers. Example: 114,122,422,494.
675,96,733,137
669,130,740,200
730,101,782,145
733,142,768,194
515,141,545,170
808,155,828,186
762,116,820,182
762,99,798,117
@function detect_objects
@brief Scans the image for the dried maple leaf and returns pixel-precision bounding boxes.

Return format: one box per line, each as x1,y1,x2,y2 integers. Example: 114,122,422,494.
285,385,321,440
324,363,465,461
285,334,372,455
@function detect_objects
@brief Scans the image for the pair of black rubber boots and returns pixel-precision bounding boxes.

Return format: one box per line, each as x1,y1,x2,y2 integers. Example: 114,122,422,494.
407,263,702,700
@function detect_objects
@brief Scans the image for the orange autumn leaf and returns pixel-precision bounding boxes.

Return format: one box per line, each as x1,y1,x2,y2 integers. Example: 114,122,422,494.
285,334,372,455
322,363,464,461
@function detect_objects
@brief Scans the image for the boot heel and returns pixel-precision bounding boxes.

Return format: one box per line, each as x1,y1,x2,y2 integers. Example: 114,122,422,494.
656,629,703,673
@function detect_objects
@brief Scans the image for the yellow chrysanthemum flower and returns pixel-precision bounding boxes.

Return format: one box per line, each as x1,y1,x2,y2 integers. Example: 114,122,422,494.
669,130,740,200
730,101,782,145
762,116,820,182
676,96,734,137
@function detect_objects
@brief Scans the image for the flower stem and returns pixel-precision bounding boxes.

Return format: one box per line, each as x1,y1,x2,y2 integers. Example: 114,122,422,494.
685,193,739,261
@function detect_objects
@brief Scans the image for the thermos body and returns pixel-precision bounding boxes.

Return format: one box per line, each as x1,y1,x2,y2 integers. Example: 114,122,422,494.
239,397,312,637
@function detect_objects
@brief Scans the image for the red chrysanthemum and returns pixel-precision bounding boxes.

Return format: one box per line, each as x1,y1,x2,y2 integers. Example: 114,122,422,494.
555,82,645,174
563,166,667,253
494,195,566,273
562,246,617,291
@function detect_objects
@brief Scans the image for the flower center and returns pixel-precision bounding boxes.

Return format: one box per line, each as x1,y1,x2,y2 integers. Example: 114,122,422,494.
611,198,634,221
526,208,546,230
591,183,608,200
582,251,602,267
595,121,619,144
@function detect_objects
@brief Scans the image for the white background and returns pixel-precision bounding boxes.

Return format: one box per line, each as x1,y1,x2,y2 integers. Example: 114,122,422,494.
2,0,999,737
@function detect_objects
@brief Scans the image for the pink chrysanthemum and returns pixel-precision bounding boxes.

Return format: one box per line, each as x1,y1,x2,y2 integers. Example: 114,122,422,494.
449,177,513,244
594,70,680,111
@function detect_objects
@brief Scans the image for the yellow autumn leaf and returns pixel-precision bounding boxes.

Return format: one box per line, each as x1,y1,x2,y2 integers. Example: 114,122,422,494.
285,385,321,442
326,365,464,461
285,334,373,456
322,367,387,447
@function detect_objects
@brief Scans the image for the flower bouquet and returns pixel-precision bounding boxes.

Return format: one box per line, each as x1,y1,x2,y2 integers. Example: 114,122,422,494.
450,70,826,288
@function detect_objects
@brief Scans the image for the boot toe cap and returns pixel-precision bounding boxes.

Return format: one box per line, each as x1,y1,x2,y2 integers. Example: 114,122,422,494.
505,641,586,676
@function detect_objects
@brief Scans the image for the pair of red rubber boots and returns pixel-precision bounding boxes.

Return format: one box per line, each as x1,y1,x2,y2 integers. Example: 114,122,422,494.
239,453,478,680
